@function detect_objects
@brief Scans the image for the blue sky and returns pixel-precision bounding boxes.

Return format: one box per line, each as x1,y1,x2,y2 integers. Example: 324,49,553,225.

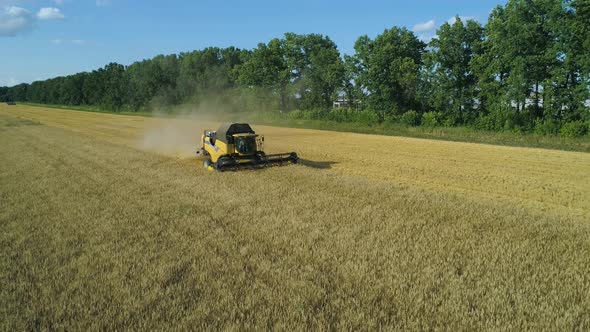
0,0,505,87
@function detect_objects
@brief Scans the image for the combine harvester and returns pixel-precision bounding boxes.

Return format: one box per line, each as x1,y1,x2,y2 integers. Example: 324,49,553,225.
197,122,298,171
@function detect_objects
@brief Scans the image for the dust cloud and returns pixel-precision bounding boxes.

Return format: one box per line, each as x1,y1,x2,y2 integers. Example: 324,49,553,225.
141,118,204,159
138,99,249,159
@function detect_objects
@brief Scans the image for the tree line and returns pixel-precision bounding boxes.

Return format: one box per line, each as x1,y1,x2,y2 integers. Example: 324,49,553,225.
2,0,589,136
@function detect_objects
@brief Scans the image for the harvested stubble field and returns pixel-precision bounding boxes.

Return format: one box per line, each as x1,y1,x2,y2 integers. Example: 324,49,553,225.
1,104,589,330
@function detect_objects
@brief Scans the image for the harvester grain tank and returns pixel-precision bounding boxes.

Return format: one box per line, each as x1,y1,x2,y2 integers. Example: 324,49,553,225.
197,123,298,171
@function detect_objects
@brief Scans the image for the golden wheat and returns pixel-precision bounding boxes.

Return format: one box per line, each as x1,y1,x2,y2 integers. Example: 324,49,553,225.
1,104,589,330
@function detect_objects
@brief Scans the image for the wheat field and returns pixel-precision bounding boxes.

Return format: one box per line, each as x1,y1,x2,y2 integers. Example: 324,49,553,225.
1,104,589,330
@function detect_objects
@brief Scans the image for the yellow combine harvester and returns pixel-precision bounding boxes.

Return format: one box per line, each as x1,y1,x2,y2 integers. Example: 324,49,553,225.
197,123,298,171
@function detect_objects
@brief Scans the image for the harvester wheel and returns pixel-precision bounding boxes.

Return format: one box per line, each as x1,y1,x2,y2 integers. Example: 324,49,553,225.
203,159,212,170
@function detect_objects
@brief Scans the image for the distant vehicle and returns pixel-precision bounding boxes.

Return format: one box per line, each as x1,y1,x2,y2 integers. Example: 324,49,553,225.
7,102,16,105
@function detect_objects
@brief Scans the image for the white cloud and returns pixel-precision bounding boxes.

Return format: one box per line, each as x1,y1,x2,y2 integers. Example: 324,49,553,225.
37,7,64,20
412,20,436,33
50,38,87,45
96,0,111,6
0,6,33,36
417,34,435,43
447,16,477,25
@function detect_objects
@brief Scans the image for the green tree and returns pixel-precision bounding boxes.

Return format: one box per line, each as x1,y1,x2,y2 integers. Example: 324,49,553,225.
126,55,179,110
549,0,590,121
7,84,28,102
283,33,345,109
101,63,127,110
0,86,9,102
82,69,106,106
352,27,426,113
238,39,292,111
426,17,483,124
177,47,246,104
342,54,363,109
475,0,568,123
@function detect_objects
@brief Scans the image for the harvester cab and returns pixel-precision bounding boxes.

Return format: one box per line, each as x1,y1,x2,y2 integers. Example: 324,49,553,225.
197,122,298,171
